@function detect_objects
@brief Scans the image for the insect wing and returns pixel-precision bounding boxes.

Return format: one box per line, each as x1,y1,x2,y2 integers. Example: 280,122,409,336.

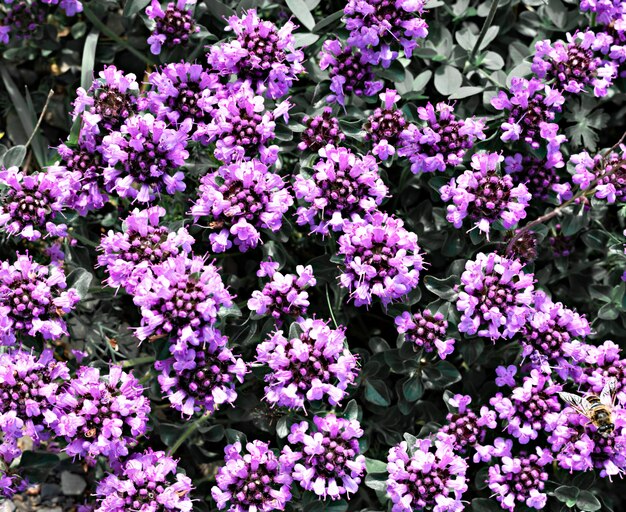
600,378,618,407
559,391,593,416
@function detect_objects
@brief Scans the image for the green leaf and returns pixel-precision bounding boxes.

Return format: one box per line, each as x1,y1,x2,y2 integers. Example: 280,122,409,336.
81,29,100,91
286,0,316,30
293,32,319,48
561,204,588,236
554,485,579,507
123,0,151,17
364,380,391,406
343,399,359,420
424,275,460,301
434,65,463,96
2,145,26,167
577,491,602,512
67,268,94,299
582,230,610,251
449,86,484,100
411,70,432,93
598,303,619,321
225,428,248,445
312,10,343,33
204,0,236,21
471,498,502,512
422,361,461,389
365,457,388,474
364,474,387,492
402,376,424,402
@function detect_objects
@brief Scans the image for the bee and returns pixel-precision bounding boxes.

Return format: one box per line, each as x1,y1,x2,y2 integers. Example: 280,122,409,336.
558,378,618,438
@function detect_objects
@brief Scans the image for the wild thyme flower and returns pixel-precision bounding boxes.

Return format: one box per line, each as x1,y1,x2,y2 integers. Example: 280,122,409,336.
363,89,407,161
282,415,366,500
394,309,455,358
578,340,626,403
398,102,485,174
439,395,496,454
190,159,293,253
297,107,345,152
0,253,80,345
95,449,193,512
503,153,565,202
212,440,293,512
38,0,83,16
293,145,387,236
0,167,67,241
571,147,626,203
456,252,535,340
255,318,358,410
0,1,44,44
439,152,531,236
146,0,198,55
206,9,305,99
338,211,424,307
343,0,429,68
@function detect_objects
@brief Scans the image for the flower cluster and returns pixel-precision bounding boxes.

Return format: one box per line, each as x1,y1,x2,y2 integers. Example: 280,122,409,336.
190,159,293,253
395,309,455,358
293,145,387,235
0,1,44,44
503,154,565,202
364,89,407,160
298,107,345,152
146,0,198,55
338,211,424,307
255,318,358,410
570,146,626,203
439,395,496,454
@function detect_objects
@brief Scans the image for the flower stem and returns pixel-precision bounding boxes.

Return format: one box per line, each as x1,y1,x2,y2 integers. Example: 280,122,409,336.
169,413,212,456
470,0,500,61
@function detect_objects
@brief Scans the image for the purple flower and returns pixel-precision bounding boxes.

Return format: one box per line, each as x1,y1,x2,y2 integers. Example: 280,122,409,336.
282,415,365,500
363,89,407,161
503,153,566,202
439,394,496,454
190,159,293,253
319,39,384,106
343,0,429,67
487,449,552,511
297,107,345,152
439,152,531,236
386,435,468,512
397,102,485,173
156,329,246,417
0,465,27,499
0,253,80,345
293,145,387,236
50,366,150,464
39,0,83,15
456,252,535,340
195,82,289,165
101,113,190,203
0,167,67,241
255,318,358,410
97,206,194,294
571,146,626,203
577,340,626,403
247,261,316,324
491,77,566,168
95,449,193,512
338,211,424,307
206,9,305,99
395,309,455,358
490,369,562,443
133,254,233,346
146,0,198,55
212,440,293,512
0,1,45,43
532,30,617,96
579,0,623,23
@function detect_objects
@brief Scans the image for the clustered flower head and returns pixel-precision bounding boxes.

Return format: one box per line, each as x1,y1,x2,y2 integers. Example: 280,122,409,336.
156,329,246,417
98,206,193,294
439,394,496,454
532,30,617,96
503,154,565,202
0,253,80,345
343,0,429,68
248,261,316,324
398,102,486,174
190,159,293,253
338,211,424,307
293,145,387,236
363,89,407,161
319,39,384,106
386,435,468,512
394,309,455,358
571,146,626,203
0,1,45,44
0,167,67,241
255,318,358,410
298,107,345,152
212,440,293,512
283,415,366,500
207,9,305,100
440,152,531,236
456,252,535,339
146,0,198,56
95,449,193,512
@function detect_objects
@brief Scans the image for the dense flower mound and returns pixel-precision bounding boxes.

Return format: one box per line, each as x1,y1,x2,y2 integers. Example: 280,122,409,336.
133,254,233,345
319,39,384,105
0,167,67,240
0,253,80,345
532,30,616,96
364,89,407,160
97,206,193,294
575,340,626,401
398,102,486,174
283,415,366,500
94,449,193,511
156,329,246,417
456,252,535,340
212,440,293,512
50,366,150,463
343,0,429,68
146,0,198,55
338,211,424,307
0,1,45,44
248,261,316,324
101,113,190,203
206,9,304,100
293,145,387,235
298,107,345,152
503,154,565,202
440,152,531,236
386,436,468,512
190,159,293,253
439,395,496,454
571,146,626,203
394,309,455,358
255,318,358,410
